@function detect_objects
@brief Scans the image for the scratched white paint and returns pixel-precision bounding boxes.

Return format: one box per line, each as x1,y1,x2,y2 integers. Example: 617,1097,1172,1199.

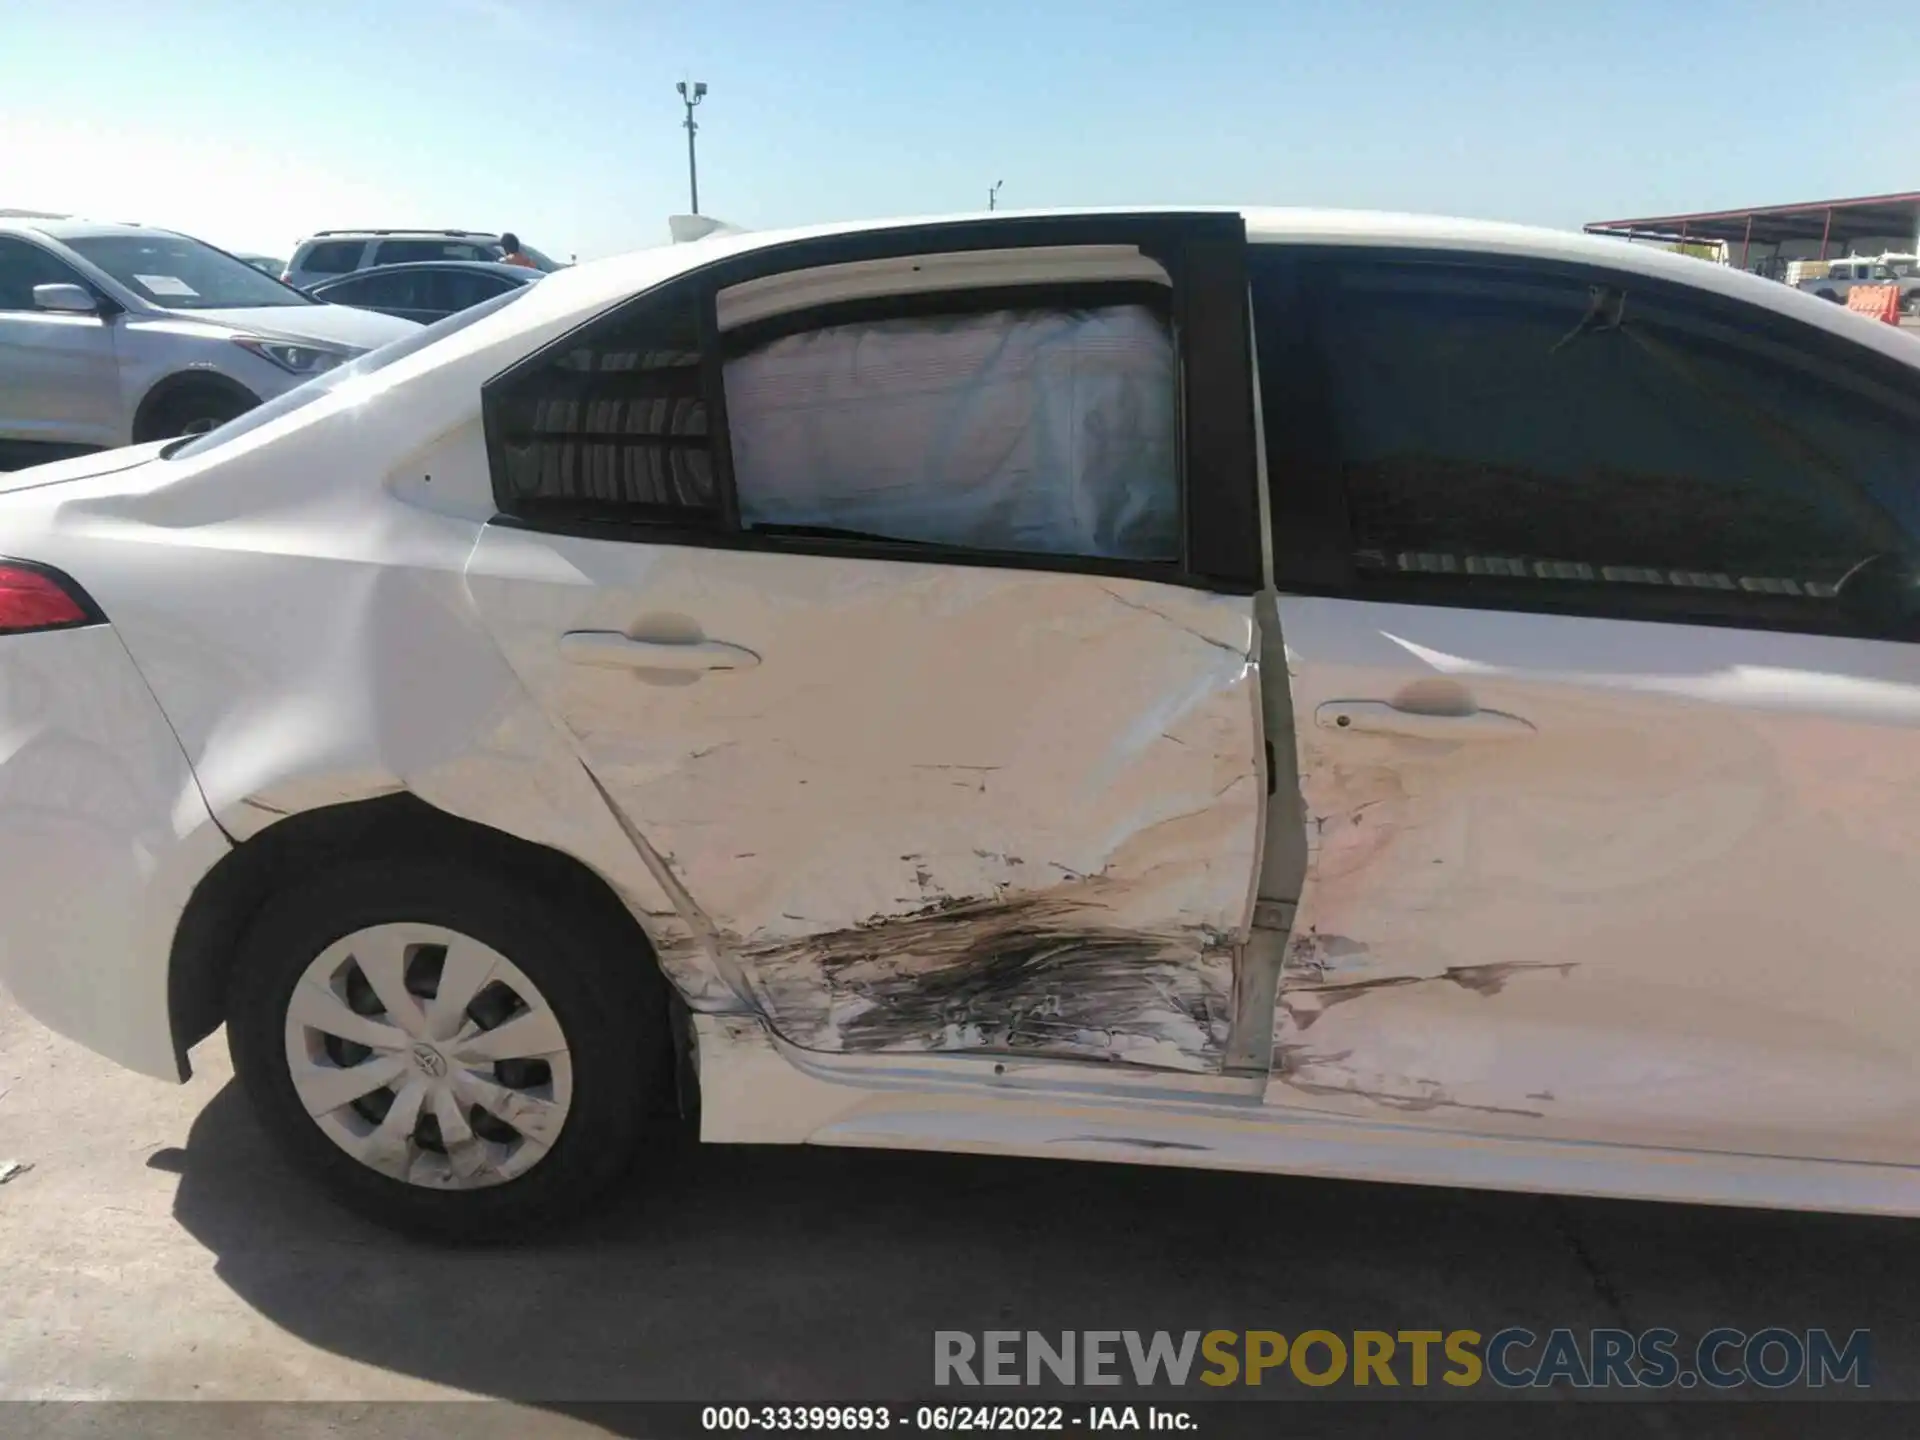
1269,594,1920,1166
694,1013,1920,1219
0,623,229,1079
0,215,1268,1079
466,530,1264,1068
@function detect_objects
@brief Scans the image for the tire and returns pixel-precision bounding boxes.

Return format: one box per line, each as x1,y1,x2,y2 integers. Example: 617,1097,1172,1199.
1816,289,1842,303
227,855,671,1242
133,382,256,444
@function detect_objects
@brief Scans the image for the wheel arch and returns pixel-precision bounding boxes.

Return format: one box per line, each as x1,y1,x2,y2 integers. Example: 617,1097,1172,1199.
132,370,261,443
168,791,695,1113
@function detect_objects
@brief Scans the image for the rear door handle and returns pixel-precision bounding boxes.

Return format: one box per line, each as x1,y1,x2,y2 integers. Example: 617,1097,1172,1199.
559,632,761,672
1315,701,1534,741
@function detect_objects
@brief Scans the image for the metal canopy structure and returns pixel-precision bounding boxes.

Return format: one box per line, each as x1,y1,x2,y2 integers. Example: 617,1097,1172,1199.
1586,190,1920,264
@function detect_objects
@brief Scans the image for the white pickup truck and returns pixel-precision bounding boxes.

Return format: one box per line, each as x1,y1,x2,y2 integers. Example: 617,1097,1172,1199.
1793,252,1920,311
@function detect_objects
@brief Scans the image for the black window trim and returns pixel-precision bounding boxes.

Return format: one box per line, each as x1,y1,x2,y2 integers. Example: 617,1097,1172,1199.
482,212,1263,595
1253,241,1920,641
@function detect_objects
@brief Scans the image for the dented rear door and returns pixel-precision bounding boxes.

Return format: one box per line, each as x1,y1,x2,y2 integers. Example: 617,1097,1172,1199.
467,214,1268,1072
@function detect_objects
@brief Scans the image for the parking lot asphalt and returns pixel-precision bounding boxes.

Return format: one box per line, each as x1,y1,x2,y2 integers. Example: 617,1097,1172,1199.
4,998,1920,1434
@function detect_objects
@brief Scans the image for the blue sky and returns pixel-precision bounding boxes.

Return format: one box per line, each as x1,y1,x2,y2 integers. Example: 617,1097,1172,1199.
4,0,1919,261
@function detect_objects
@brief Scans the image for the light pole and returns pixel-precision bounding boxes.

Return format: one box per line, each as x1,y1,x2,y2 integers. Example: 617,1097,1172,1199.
989,179,1003,212
677,80,708,214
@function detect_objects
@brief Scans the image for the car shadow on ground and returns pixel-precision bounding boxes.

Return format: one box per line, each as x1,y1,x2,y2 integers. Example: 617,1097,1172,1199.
166,1079,1920,1424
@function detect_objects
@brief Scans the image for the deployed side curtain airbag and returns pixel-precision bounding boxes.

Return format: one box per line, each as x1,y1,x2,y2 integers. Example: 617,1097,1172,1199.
722,303,1180,561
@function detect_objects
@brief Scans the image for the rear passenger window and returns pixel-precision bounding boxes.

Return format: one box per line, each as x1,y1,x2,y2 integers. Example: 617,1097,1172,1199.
485,281,1183,561
485,285,717,521
721,298,1179,561
1254,253,1920,635
299,242,363,276
483,223,1268,586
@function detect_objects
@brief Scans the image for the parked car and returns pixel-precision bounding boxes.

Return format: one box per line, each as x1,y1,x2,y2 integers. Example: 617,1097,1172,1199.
307,259,541,325
238,254,287,277
283,229,563,291
7,206,1920,1240
0,219,418,468
1794,253,1920,311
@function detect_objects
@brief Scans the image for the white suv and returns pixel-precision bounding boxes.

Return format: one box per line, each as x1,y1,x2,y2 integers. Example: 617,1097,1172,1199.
0,219,419,468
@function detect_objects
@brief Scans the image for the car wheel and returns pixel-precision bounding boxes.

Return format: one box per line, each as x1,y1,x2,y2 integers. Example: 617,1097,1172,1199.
133,383,256,444
1817,289,1842,303
226,856,671,1241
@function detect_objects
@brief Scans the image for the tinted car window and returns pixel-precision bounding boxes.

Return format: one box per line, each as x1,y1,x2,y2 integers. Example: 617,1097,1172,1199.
437,269,514,313
298,241,365,276
374,239,497,265
320,270,414,309
68,234,314,309
1252,251,1920,636
0,236,86,310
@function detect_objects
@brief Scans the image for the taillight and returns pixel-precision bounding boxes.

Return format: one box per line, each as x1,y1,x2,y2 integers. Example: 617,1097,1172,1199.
0,563,96,635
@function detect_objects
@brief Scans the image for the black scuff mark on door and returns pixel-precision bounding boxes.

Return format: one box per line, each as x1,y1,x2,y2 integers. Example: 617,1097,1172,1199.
1051,1135,1212,1152
1282,959,1576,1030
1282,972,1422,1030
1274,959,1577,1116
737,886,1234,1071
1442,960,1576,996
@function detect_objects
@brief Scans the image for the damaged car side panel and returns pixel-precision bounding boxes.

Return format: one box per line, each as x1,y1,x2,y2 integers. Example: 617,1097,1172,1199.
1265,595,1920,1166
8,422,739,1016
466,531,1266,1071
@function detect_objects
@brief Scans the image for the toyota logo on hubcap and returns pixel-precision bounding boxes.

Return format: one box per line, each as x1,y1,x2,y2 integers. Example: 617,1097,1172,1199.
411,1043,447,1078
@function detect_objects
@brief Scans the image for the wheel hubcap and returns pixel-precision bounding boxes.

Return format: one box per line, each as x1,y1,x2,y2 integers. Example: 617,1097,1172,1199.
282,922,574,1189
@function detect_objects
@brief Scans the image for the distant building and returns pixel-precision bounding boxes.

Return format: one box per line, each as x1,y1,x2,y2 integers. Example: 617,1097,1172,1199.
1585,190,1920,280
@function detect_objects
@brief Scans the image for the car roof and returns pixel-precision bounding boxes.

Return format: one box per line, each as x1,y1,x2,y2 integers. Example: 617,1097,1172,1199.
520,204,1920,373
298,229,498,244
312,260,539,283
0,217,184,242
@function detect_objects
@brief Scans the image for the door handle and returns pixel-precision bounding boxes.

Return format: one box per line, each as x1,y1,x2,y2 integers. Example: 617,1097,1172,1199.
1315,701,1534,741
559,631,761,672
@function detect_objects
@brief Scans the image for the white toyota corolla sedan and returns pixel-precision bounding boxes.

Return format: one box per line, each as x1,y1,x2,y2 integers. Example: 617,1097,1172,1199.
3,206,1920,1239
